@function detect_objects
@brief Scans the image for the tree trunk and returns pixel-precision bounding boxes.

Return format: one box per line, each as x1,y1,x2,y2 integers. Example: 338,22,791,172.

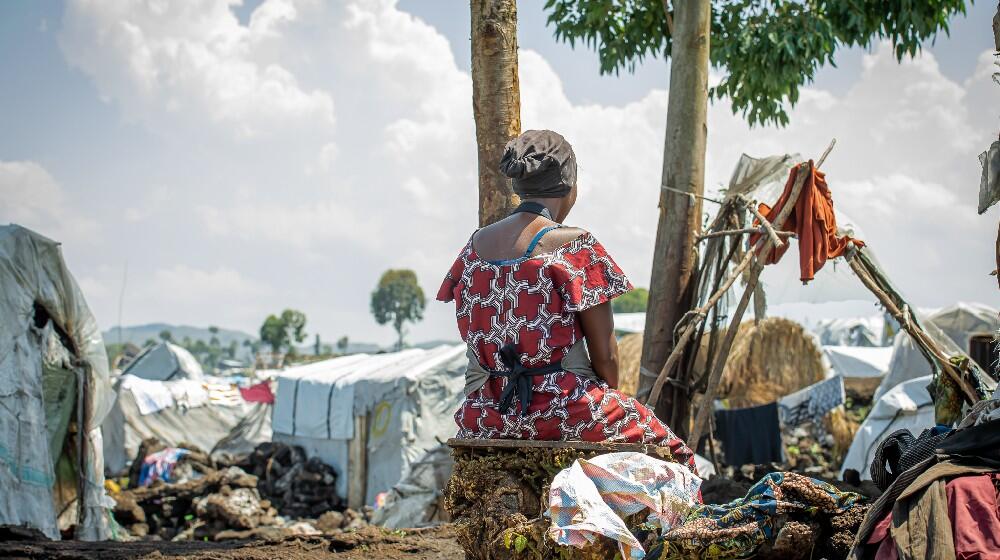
993,1,999,51
639,0,712,438
471,0,521,227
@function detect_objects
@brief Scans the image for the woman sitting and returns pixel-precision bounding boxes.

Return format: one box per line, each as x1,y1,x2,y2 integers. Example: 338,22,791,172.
437,130,696,473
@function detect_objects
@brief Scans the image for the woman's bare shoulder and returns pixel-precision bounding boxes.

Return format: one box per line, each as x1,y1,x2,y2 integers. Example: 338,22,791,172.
534,225,589,254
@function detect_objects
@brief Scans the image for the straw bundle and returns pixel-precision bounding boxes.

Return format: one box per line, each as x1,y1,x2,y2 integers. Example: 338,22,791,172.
698,317,827,408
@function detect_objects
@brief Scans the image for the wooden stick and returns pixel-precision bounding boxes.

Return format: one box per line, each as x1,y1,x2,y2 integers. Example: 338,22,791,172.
744,199,786,249
697,227,795,241
846,253,979,404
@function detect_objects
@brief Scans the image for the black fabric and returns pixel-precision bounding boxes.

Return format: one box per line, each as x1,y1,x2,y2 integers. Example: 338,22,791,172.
870,426,952,491
714,402,783,466
487,343,563,415
499,130,577,198
511,201,554,221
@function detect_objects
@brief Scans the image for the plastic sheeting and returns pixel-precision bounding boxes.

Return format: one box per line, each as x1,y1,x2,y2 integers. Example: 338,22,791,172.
272,344,467,504
840,375,935,479
101,378,261,474
0,225,113,540
122,342,204,381
814,318,884,347
824,346,893,379
874,303,999,402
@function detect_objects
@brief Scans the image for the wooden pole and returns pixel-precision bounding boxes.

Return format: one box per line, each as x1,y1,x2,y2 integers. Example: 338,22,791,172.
639,0,712,431
471,0,521,227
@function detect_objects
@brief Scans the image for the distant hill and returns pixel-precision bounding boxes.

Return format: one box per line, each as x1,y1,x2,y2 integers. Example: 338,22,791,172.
102,323,257,352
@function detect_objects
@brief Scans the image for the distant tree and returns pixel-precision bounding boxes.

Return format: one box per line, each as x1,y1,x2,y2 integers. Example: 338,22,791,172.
143,338,157,348
371,269,426,351
337,336,350,353
259,309,308,354
314,334,322,356
158,329,173,342
227,340,238,359
612,287,649,314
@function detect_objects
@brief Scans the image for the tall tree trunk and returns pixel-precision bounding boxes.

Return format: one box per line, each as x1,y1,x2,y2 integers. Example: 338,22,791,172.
993,1,999,51
639,0,711,438
471,0,521,227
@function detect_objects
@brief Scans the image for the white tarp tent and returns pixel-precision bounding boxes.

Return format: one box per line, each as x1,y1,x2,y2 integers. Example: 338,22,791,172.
814,317,884,347
0,225,113,539
272,344,467,508
873,303,999,401
120,342,204,381
840,375,935,479
824,345,893,379
101,375,266,474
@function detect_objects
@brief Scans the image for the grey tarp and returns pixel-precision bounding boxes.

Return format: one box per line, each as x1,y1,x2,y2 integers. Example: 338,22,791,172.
0,225,113,540
101,379,259,474
874,302,999,402
978,140,999,214
121,342,204,381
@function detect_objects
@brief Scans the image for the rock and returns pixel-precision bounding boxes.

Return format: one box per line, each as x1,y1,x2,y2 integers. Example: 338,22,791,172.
316,511,345,533
195,488,265,530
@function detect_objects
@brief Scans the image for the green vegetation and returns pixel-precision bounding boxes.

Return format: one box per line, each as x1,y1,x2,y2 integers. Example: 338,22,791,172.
371,269,426,351
259,309,308,356
612,287,649,313
544,0,968,126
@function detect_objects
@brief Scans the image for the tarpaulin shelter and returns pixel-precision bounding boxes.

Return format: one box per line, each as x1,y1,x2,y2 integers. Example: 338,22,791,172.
840,375,936,480
101,374,269,474
0,225,113,539
873,303,999,402
119,341,203,381
271,344,467,508
814,318,883,347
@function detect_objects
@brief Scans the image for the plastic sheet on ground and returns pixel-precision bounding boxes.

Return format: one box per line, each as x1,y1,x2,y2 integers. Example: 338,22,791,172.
547,452,702,560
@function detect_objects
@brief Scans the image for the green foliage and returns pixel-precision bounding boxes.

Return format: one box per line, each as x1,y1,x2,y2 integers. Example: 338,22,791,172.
337,335,350,352
544,0,967,126
612,287,649,313
259,309,308,354
371,269,426,350
158,329,173,342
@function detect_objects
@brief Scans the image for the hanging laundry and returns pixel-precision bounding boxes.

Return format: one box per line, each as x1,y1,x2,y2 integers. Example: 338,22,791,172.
648,472,862,560
120,374,175,415
778,375,845,427
239,381,275,404
714,402,783,466
547,452,702,560
750,161,864,283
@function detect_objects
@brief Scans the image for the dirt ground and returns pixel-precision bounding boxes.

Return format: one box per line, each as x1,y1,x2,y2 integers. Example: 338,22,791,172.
0,526,464,560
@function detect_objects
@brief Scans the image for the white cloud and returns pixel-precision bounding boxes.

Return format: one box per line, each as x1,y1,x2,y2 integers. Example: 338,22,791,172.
0,160,100,242
59,0,335,141
44,0,998,344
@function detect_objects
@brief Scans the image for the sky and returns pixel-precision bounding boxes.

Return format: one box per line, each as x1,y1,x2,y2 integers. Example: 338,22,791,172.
1,0,997,346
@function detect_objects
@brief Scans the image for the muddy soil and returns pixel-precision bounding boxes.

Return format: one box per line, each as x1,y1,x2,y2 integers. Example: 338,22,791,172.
0,525,463,560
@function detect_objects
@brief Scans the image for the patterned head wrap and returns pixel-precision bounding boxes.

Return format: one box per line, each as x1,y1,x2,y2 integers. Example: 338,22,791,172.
498,130,577,198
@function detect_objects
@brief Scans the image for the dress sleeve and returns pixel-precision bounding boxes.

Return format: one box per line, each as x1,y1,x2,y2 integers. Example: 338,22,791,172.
550,233,633,313
436,243,470,303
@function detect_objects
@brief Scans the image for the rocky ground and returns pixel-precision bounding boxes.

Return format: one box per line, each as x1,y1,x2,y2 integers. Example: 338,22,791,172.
0,525,464,560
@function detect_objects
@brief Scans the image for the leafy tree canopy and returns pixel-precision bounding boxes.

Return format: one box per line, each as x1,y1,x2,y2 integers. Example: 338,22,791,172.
259,309,308,354
371,269,427,350
544,0,967,125
612,287,650,313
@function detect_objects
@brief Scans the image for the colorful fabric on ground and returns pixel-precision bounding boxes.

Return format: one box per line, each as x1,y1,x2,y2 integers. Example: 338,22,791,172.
778,375,845,427
138,447,189,487
750,162,865,283
239,381,275,404
440,230,697,473
548,452,702,560
646,472,862,560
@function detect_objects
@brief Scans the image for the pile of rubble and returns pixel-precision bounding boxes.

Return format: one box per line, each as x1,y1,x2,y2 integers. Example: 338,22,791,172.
109,440,371,541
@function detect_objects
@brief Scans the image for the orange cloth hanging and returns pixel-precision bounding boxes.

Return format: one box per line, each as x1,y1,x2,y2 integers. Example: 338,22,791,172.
750,161,864,283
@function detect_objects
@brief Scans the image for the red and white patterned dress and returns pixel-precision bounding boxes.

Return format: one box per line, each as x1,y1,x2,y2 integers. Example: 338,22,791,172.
437,230,697,472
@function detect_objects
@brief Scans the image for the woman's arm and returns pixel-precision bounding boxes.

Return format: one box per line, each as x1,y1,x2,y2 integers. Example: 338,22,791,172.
579,301,619,388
